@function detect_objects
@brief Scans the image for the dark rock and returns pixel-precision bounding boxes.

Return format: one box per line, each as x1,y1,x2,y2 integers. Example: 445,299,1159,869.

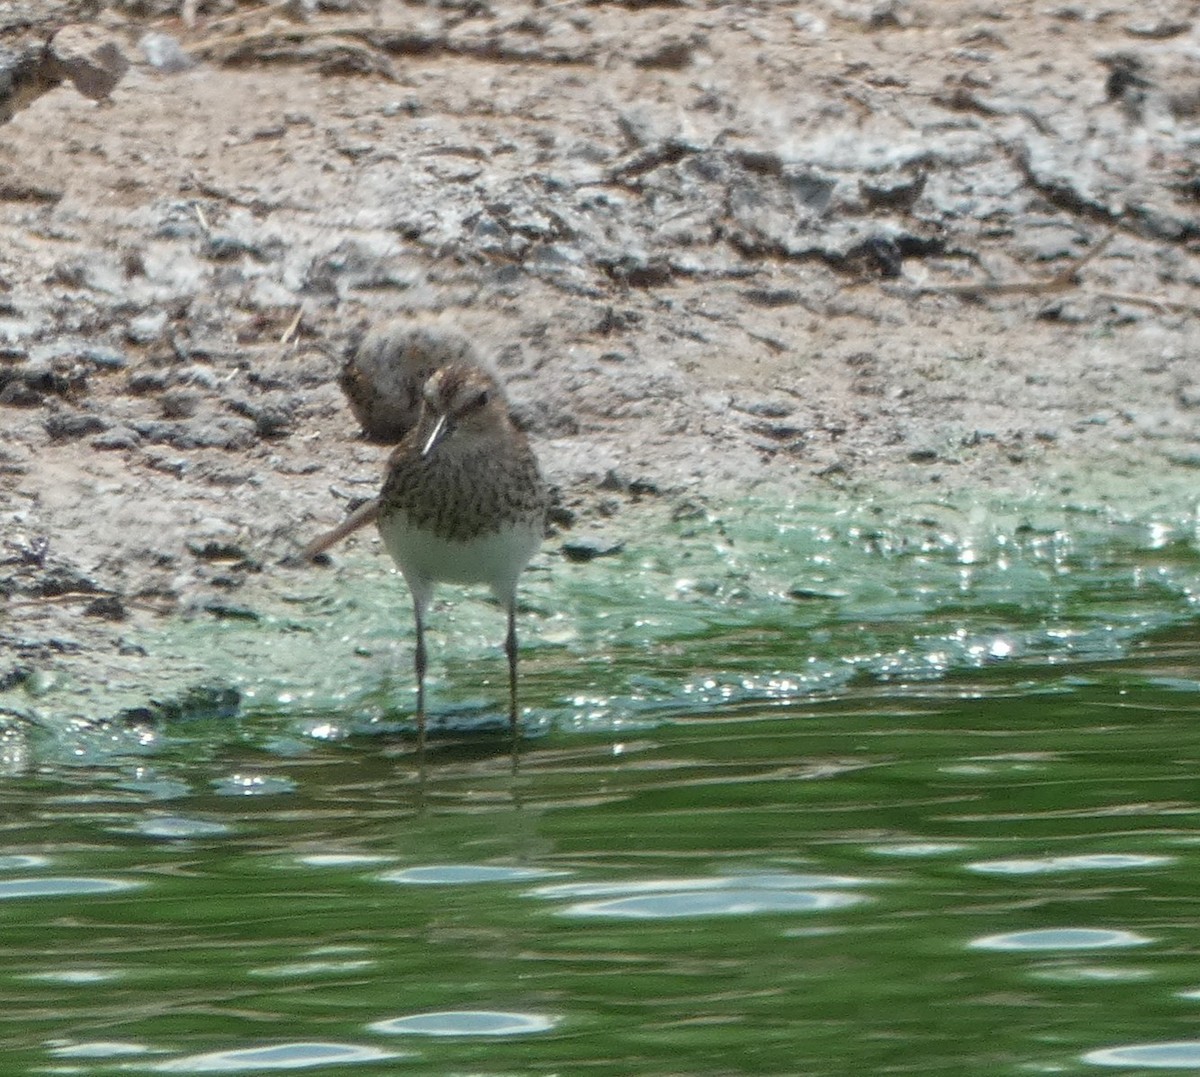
84,595,126,621
127,370,169,394
204,602,260,621
561,535,625,562
0,361,85,401
44,411,108,440
117,682,240,726
81,346,128,370
91,426,141,451
0,380,43,407
203,234,274,262
228,397,296,439
788,585,848,601
23,564,102,598
598,254,673,287
635,38,696,70
0,665,31,691
750,420,805,441
737,398,796,419
741,288,805,308
160,388,201,419
860,171,927,212
129,416,258,451
188,540,244,562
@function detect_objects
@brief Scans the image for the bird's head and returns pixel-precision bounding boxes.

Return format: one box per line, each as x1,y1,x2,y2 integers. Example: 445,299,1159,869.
419,365,508,458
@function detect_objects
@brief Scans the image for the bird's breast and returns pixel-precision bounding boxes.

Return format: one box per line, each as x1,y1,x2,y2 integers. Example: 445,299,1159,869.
378,512,542,600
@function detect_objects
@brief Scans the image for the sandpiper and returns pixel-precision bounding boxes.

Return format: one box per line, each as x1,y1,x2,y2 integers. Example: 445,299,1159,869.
376,362,547,743
340,322,485,445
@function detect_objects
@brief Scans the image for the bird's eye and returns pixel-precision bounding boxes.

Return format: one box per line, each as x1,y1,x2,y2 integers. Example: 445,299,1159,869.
475,390,490,408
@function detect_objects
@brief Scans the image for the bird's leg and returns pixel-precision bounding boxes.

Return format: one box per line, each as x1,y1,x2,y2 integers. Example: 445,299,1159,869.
504,604,519,739
413,604,427,752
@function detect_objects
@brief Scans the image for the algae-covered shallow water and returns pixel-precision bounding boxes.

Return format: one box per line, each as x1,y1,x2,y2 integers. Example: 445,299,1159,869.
3,498,1200,1074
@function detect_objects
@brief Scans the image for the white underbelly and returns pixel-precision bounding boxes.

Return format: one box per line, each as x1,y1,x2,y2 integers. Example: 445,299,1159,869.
379,517,542,599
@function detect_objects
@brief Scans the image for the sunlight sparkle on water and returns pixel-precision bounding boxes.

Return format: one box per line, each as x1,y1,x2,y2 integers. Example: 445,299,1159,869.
380,864,567,885
1083,1042,1200,1068
210,774,297,797
368,1011,559,1037
150,1043,403,1072
967,854,1175,875
970,929,1152,952
49,1042,157,1058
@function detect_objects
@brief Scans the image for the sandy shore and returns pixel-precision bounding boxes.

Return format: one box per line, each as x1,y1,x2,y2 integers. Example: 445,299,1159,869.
2,1,1199,726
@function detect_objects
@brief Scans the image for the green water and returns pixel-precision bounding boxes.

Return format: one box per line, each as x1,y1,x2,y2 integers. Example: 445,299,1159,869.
3,499,1200,1074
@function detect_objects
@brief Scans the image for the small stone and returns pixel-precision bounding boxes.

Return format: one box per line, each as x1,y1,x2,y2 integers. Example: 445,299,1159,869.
204,602,259,622
160,388,201,419
742,288,805,308
0,381,42,407
251,406,293,439
126,310,168,344
787,585,847,601
139,31,194,73
91,426,141,451
561,536,625,562
187,540,251,563
44,411,108,440
128,370,169,394
1166,450,1200,469
81,346,128,370
84,595,126,621
737,398,796,418
635,38,696,70
130,416,257,451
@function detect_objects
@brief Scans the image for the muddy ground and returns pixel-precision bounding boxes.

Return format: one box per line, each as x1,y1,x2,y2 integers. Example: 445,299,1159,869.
2,0,1199,729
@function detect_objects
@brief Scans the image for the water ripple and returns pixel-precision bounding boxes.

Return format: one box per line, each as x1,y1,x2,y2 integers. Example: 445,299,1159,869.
26,969,122,984
379,864,566,885
130,817,231,839
150,1042,403,1072
368,1010,559,1037
970,928,1152,951
867,842,969,857
530,874,869,919
297,853,392,868
49,1041,157,1058
530,873,872,900
560,888,863,919
966,853,1175,875
210,774,297,797
0,853,49,870
1083,1042,1200,1068
0,876,141,900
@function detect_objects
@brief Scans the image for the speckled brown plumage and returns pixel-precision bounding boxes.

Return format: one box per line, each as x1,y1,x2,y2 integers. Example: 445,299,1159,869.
378,365,546,542
380,432,546,543
339,323,488,444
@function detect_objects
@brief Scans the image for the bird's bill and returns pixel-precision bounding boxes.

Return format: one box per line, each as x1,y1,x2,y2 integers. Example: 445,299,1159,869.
420,415,451,458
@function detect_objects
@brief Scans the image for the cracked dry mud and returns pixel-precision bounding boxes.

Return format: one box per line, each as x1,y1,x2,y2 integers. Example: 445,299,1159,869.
2,0,1199,730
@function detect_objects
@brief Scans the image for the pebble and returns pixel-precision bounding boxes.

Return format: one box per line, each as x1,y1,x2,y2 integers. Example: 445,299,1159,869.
44,412,109,440
81,346,128,370
91,427,142,451
126,311,168,344
561,536,625,562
